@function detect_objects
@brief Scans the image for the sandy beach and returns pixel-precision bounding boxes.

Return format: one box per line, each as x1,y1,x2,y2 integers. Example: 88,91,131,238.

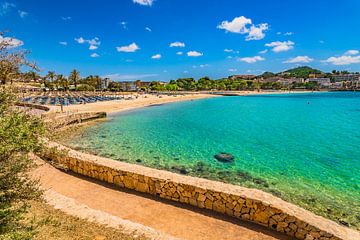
47,93,216,115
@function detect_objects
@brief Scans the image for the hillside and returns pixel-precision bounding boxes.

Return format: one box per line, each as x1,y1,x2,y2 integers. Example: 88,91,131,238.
280,66,323,78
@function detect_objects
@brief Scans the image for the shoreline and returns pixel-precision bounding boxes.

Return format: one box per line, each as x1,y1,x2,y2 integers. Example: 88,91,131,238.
47,90,316,116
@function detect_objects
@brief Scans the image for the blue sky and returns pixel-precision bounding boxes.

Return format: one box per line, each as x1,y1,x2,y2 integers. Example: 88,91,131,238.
1,0,360,81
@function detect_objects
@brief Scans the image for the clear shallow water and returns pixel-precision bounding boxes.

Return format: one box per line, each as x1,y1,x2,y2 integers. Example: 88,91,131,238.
66,92,360,228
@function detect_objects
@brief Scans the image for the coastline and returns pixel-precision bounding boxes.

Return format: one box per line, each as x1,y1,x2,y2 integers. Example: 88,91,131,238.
46,90,315,115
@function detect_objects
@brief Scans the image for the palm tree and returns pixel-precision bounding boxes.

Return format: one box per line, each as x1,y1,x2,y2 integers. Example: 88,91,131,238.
69,69,80,89
46,71,56,82
56,74,69,91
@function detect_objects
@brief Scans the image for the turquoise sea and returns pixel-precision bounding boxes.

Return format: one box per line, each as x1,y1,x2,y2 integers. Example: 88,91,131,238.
66,92,360,229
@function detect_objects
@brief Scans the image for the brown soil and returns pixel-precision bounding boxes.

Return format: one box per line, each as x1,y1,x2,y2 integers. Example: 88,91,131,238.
32,160,292,240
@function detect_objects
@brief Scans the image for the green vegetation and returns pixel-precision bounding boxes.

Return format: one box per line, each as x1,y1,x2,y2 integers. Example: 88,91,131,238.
281,66,322,78
0,87,45,239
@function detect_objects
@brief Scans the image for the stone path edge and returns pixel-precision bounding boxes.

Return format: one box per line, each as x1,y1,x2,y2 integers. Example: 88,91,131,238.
43,141,360,240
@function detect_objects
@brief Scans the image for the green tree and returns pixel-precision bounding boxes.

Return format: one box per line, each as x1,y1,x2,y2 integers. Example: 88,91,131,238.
46,71,56,82
0,32,37,85
0,87,45,239
69,69,80,88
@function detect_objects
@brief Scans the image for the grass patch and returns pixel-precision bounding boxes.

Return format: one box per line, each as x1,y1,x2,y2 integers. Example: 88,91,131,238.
25,201,148,240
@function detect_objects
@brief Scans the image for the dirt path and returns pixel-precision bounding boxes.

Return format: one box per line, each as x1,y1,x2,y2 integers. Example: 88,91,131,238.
32,161,291,240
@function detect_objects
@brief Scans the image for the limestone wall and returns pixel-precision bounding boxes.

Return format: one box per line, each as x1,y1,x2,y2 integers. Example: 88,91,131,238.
45,112,106,129
45,142,360,240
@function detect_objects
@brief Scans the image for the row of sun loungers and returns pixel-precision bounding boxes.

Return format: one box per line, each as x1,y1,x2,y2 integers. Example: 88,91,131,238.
22,95,123,105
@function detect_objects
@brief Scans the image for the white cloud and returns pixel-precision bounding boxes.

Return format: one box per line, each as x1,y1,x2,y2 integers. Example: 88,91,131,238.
116,42,140,52
89,45,98,50
259,49,268,54
120,21,127,29
238,56,265,63
176,51,183,55
0,2,16,16
187,51,203,57
224,49,233,53
345,50,359,56
59,41,68,46
0,36,23,48
75,37,85,44
246,23,268,41
170,41,185,47
217,16,252,34
133,0,154,6
61,16,71,21
193,64,209,68
145,27,152,32
151,54,161,59
284,56,314,63
323,55,360,66
284,32,294,36
75,37,101,51
18,10,28,18
217,16,268,41
265,41,294,53
228,68,238,72
87,37,100,46
90,53,99,58
102,73,158,81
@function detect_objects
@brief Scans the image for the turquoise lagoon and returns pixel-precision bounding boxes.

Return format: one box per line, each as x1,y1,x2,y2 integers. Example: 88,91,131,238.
66,92,360,228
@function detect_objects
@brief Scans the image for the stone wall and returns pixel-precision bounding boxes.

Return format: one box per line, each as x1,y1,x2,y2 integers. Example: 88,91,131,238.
45,112,106,129
45,142,360,240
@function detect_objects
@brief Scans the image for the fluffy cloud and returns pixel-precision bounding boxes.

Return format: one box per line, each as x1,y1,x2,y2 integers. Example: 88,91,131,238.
170,41,185,47
116,42,140,52
265,41,294,52
89,45,98,50
218,16,252,34
59,41,68,46
284,56,314,63
187,51,203,57
18,10,28,18
217,16,268,41
246,23,269,41
176,51,183,55
0,2,16,16
322,50,360,65
133,0,154,6
90,53,99,58
224,49,234,53
228,68,238,72
0,36,23,48
145,27,152,32
151,54,161,59
238,56,265,63
75,37,85,44
323,55,360,66
259,49,268,54
75,37,101,51
345,50,359,56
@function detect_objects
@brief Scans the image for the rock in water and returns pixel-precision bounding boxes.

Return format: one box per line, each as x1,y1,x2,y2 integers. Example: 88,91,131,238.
214,153,234,163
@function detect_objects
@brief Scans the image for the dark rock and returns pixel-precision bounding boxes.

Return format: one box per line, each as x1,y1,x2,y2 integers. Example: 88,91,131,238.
195,162,205,172
214,153,234,163
171,166,188,175
136,159,142,163
237,170,252,181
339,220,350,227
